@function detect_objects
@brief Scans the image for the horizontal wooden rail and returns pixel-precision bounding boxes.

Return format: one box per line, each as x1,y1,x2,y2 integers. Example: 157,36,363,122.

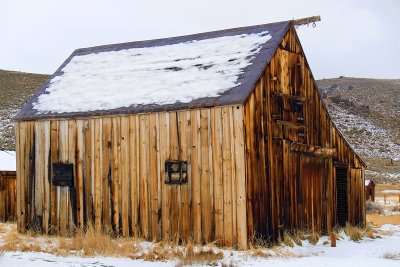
272,91,309,102
276,120,307,129
290,142,337,157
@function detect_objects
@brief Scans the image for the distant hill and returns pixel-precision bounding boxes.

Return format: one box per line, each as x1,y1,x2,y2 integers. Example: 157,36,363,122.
317,77,400,184
0,70,399,183
0,69,49,150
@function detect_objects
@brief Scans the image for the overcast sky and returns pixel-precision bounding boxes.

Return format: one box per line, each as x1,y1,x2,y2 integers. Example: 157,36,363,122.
0,0,399,79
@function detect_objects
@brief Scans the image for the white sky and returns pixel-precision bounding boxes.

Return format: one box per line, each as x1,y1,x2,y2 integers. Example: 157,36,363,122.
0,0,399,79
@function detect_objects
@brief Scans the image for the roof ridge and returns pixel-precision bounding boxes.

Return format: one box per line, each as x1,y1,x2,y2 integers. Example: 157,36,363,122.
74,20,291,55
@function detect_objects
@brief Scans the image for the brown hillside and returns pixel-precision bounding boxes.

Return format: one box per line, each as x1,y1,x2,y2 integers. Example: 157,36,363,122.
0,69,49,150
317,77,400,184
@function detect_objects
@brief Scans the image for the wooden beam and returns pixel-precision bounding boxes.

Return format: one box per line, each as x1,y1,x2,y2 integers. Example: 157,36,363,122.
292,16,321,26
276,120,307,129
272,91,309,102
290,142,336,157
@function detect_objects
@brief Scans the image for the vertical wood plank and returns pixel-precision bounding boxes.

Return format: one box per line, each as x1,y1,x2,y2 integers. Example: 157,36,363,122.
200,109,212,243
149,113,159,240
68,120,77,232
233,106,248,249
160,112,170,240
191,110,202,243
212,108,224,245
101,117,112,230
49,121,59,233
111,117,120,233
93,119,102,232
139,114,150,239
222,107,233,246
43,121,50,233
76,120,85,230
129,115,140,236
120,116,130,236
58,120,69,235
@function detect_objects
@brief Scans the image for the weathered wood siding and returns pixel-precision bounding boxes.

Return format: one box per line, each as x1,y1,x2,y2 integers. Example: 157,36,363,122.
0,171,17,221
244,27,365,241
15,106,248,248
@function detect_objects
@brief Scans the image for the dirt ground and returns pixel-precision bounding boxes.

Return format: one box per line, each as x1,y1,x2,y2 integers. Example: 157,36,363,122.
375,184,400,203
367,214,400,226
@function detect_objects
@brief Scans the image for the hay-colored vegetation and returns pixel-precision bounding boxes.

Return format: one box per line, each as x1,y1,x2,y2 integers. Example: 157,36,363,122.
366,201,384,214
382,252,400,260
0,220,392,264
0,222,224,266
343,223,377,241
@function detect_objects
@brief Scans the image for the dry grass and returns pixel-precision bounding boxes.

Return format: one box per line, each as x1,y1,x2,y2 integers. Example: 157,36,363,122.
343,223,377,241
391,204,400,213
176,244,224,267
247,245,300,259
0,222,225,265
382,252,400,260
366,201,384,214
55,223,138,257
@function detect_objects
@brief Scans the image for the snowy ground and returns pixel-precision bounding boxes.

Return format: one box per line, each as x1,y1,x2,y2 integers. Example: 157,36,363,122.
1,224,400,267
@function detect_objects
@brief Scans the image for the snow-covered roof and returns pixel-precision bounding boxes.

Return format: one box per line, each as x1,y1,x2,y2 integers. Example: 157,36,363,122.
15,21,291,120
0,151,16,171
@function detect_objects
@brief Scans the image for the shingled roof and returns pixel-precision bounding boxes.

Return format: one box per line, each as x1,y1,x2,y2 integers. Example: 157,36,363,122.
15,21,291,121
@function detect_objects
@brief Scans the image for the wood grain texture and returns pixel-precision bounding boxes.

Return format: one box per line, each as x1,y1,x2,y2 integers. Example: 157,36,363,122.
243,27,365,243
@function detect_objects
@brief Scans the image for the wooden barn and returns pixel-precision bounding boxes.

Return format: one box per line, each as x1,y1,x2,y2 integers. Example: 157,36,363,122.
14,19,366,249
365,180,375,202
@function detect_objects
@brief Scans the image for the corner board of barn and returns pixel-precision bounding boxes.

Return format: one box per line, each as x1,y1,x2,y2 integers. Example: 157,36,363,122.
14,22,366,249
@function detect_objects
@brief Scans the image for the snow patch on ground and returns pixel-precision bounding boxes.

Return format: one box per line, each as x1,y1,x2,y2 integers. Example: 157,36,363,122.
33,31,272,114
0,253,171,267
0,150,16,171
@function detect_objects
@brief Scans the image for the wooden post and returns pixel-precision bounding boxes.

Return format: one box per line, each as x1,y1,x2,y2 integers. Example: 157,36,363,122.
330,232,336,247
384,195,386,204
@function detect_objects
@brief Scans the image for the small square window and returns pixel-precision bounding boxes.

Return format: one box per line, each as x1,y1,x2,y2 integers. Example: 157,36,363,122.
165,160,188,184
290,99,303,112
52,163,74,187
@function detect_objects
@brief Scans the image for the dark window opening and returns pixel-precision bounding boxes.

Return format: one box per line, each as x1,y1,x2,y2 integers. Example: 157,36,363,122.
52,163,74,187
290,99,303,112
165,160,188,184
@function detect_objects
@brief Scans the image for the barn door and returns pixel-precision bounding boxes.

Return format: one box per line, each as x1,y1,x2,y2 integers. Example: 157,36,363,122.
298,156,325,232
335,164,348,227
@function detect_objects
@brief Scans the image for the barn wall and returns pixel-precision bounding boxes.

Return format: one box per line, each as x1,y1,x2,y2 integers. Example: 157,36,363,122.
15,106,248,248
0,171,17,221
244,27,365,241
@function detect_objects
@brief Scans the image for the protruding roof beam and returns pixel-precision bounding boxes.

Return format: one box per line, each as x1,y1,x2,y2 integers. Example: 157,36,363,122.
292,16,321,26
